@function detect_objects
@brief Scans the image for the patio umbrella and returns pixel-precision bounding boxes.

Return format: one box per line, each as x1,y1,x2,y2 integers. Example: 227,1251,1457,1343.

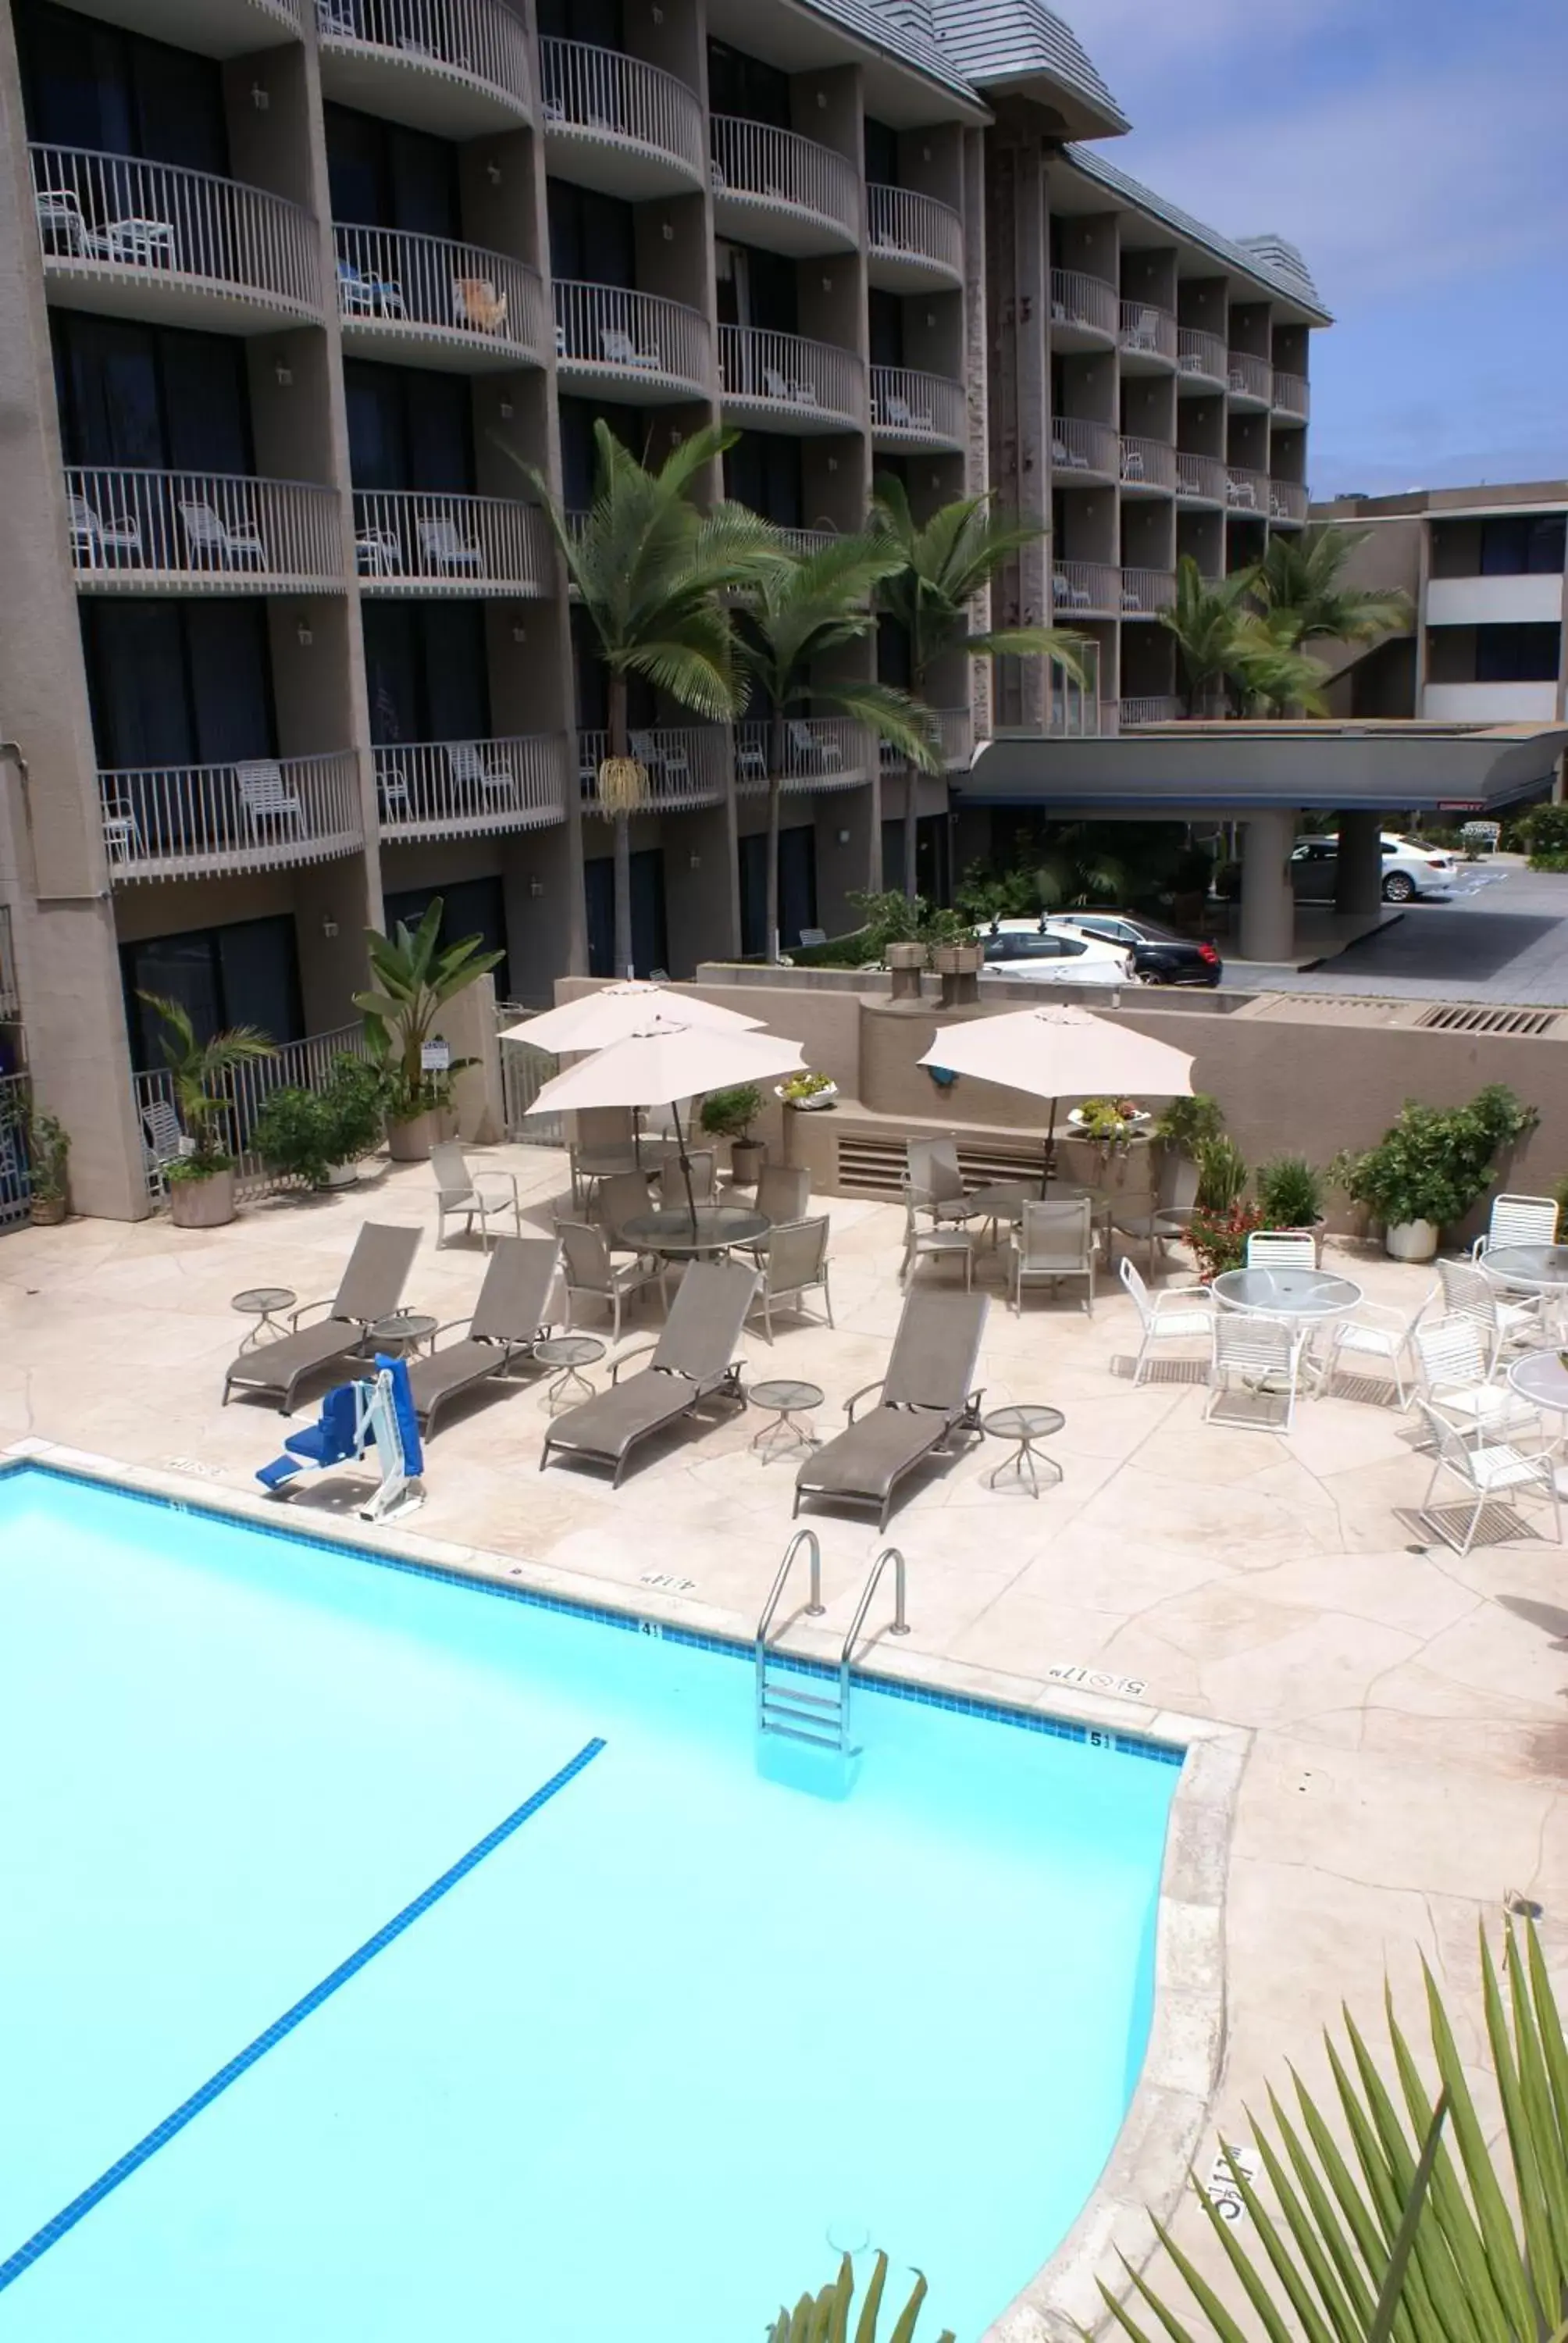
526,1019,807,1228
499,982,761,1054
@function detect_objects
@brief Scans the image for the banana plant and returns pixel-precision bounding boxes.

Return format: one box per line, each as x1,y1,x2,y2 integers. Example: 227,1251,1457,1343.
352,897,502,1121
769,2251,953,2343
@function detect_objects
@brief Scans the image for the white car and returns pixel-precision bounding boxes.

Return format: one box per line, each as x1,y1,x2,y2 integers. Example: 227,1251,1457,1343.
974,918,1135,986
1290,832,1457,904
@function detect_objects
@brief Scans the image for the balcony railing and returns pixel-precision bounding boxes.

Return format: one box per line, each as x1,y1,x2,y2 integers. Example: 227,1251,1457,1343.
553,280,709,399
776,526,839,555
1175,451,1228,504
315,0,531,127
882,705,972,772
735,717,872,794
334,224,544,365
1050,415,1117,479
1224,465,1269,515
579,725,727,811
353,490,551,594
100,751,362,883
1268,479,1310,523
867,184,963,284
1176,326,1227,385
0,908,19,1023
538,39,704,188
1118,435,1176,492
1052,562,1121,618
718,325,861,431
1119,567,1175,614
709,116,858,251
1118,301,1177,364
375,733,567,839
1121,694,1183,726
65,467,343,592
1047,676,1101,736
1226,351,1273,405
136,1023,368,1204
30,144,319,319
1049,267,1117,340
1272,370,1310,420
870,366,964,448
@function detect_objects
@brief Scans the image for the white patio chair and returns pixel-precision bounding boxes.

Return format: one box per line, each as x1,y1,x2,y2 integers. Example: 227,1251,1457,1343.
101,792,142,863
179,499,266,566
356,527,403,575
735,739,768,784
1471,1193,1559,1258
1436,1256,1538,1364
236,761,304,834
1245,1229,1318,1269
375,758,412,822
600,326,658,369
1050,435,1089,469
1118,1257,1214,1386
35,187,98,258
1124,306,1161,351
1315,1292,1431,1407
432,1142,521,1250
140,1096,185,1186
1053,574,1092,610
1206,1310,1305,1434
1007,1196,1097,1315
1412,1314,1537,1446
879,393,929,433
900,1192,972,1289
1120,445,1146,483
416,518,483,573
1413,1401,1560,1556
68,492,142,566
447,743,515,804
451,276,507,334
317,0,358,30
787,719,842,770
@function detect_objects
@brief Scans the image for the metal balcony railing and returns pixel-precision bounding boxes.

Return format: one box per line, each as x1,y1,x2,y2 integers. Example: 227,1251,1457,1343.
867,184,963,279
718,326,861,430
315,0,531,121
1272,370,1310,420
1049,267,1117,339
709,116,858,247
0,908,19,1024
776,526,839,555
1225,465,1269,514
882,706,972,772
1118,435,1176,491
100,751,362,883
1046,676,1102,736
64,467,343,591
1118,300,1177,363
375,734,567,839
1177,326,1227,384
30,144,319,316
135,1022,368,1203
1051,561,1121,616
578,725,727,810
1226,350,1273,403
735,717,873,794
1121,694,1182,724
552,280,709,397
353,490,550,594
1268,479,1310,522
1119,567,1176,614
1175,451,1228,503
538,39,704,181
333,224,544,362
870,366,964,447
1050,415,1117,478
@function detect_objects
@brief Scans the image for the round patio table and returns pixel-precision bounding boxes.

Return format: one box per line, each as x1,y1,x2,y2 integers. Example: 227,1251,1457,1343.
369,1311,439,1357
1212,1265,1363,1322
1482,1243,1568,1339
749,1378,824,1461
621,1207,769,1261
533,1334,605,1411
230,1286,296,1351
1507,1350,1568,1445
982,1403,1065,1497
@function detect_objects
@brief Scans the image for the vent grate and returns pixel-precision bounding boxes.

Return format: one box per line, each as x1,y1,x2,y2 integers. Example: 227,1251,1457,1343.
1414,1004,1562,1038
835,1134,1049,1198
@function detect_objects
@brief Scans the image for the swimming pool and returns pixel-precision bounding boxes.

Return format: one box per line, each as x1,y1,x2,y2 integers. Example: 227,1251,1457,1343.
0,1463,1178,2341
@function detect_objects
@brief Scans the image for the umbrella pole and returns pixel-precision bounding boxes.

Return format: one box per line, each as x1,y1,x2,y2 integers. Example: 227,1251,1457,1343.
1040,1098,1058,1198
672,1099,698,1234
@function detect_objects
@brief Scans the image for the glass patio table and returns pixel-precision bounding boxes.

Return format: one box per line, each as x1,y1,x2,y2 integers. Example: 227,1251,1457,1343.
1212,1266,1363,1322
621,1207,770,1261
1482,1243,1568,1339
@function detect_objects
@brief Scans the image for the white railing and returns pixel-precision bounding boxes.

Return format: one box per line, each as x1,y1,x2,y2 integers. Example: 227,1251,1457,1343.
1120,567,1175,614
1177,326,1227,383
867,184,963,278
870,366,964,445
709,116,858,244
1269,480,1310,522
0,908,19,1023
1118,435,1176,491
553,280,709,395
1121,694,1182,724
1049,267,1117,338
135,1022,369,1201
353,489,549,593
1118,300,1177,362
0,1071,32,1229
777,526,839,555
1175,451,1228,502
315,0,531,119
1051,561,1120,615
579,725,728,811
1225,465,1268,514
538,39,703,179
1227,350,1273,403
882,705,971,771
100,751,362,883
64,466,342,590
1273,370,1310,419
718,325,861,428
735,717,872,794
30,144,320,315
333,223,543,359
376,733,567,838
495,1002,562,1143
1050,415,1117,477
1047,673,1101,736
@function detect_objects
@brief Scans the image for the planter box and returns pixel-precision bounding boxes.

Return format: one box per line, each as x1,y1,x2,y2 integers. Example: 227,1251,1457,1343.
387,1111,440,1163
29,1196,67,1227
169,1167,236,1229
1385,1218,1439,1262
729,1138,765,1186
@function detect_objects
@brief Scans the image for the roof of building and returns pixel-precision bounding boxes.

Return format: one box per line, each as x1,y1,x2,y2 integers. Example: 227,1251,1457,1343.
802,0,996,112
1314,481,1568,521
925,0,1129,127
1062,146,1334,321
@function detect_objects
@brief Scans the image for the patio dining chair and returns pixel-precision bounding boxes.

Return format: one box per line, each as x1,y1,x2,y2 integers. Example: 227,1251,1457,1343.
447,742,515,805
1470,1193,1559,1258
178,499,266,569
431,1142,521,1250
416,518,484,574
593,1169,654,1250
906,1138,979,1227
747,1215,834,1343
1436,1256,1538,1364
140,1096,185,1186
1205,1309,1306,1434
1412,1314,1537,1446
1314,1291,1431,1407
558,1218,665,1342
1245,1229,1318,1269
1413,1401,1561,1557
786,720,842,769
355,526,403,575
1007,1197,1097,1315
1118,1257,1214,1385
337,257,404,316
900,1191,972,1289
68,493,142,566
237,761,304,836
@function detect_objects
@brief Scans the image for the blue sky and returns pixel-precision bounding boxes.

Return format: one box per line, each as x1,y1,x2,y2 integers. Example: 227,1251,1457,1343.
1064,0,1568,496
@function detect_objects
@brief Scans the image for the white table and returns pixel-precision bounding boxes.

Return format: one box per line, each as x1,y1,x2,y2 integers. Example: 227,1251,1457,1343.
1508,1350,1568,1456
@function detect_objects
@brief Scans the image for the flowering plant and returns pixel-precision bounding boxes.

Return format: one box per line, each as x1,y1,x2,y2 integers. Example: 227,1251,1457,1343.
1187,1198,1263,1282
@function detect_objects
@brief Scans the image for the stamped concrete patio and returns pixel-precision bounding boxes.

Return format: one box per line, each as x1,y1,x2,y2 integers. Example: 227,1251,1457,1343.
2,1149,1564,2332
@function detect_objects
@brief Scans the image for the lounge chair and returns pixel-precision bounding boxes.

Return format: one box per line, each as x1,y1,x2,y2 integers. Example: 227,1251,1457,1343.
399,1235,559,1434
237,760,304,836
794,1288,988,1530
452,276,508,333
539,1257,757,1486
600,326,659,369
222,1221,421,1410
179,498,266,568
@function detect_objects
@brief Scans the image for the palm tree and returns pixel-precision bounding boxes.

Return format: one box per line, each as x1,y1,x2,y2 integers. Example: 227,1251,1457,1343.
1249,522,1414,648
520,420,772,978
1227,608,1331,717
733,530,938,961
1157,556,1256,716
137,993,273,1173
871,479,1089,898
353,897,504,1124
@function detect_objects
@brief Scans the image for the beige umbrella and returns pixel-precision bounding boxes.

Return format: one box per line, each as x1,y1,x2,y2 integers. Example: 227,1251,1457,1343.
499,982,760,1055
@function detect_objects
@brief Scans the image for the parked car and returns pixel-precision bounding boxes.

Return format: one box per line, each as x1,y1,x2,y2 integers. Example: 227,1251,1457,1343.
1047,911,1223,987
973,918,1135,986
1290,833,1457,904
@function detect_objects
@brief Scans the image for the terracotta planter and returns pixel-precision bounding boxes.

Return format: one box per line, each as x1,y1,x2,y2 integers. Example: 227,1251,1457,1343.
729,1138,765,1186
1385,1218,1439,1263
387,1111,440,1163
169,1166,236,1229
29,1195,66,1227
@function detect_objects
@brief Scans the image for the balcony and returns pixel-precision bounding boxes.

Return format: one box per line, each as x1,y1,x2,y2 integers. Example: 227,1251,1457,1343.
77,0,304,54
1121,694,1182,725
335,226,545,369
709,117,858,258
375,733,567,839
539,39,704,201
1427,572,1565,627
553,281,709,404
776,526,839,555
1050,415,1117,483
579,725,727,811
1049,267,1116,350
354,490,551,594
1176,327,1226,390
1119,566,1175,615
1224,465,1269,517
1422,682,1561,723
315,0,531,137
1117,300,1176,369
65,467,342,594
718,326,861,434
1052,562,1120,619
1268,480,1309,526
882,707,972,772
736,717,872,794
1226,351,1273,408
1272,371,1310,422
1175,451,1228,506
1046,676,1102,736
1119,435,1176,495
99,751,362,883
870,366,964,451
30,146,320,330
867,185,964,292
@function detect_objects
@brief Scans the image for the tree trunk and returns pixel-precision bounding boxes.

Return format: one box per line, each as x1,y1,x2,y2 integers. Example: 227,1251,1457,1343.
608,672,634,977
903,660,925,902
765,708,784,962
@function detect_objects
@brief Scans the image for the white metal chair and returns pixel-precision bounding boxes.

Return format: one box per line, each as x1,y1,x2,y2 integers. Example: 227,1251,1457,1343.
600,326,658,369
1245,1229,1318,1268
1437,1256,1539,1364
558,1218,665,1340
1315,1293,1431,1407
1413,1401,1560,1556
68,493,142,566
100,793,143,863
356,526,403,574
140,1096,186,1187
416,518,483,573
1007,1197,1097,1315
1118,1257,1214,1385
747,1215,833,1343
787,719,842,769
1412,1315,1537,1446
900,1191,972,1289
1471,1193,1559,1258
236,761,304,835
179,500,266,567
432,1142,521,1250
447,742,515,804
1206,1310,1305,1434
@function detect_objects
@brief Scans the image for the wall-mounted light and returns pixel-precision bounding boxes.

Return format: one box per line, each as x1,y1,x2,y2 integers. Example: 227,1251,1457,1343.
486,159,502,186
529,876,544,898
669,427,683,444
511,622,527,643
321,915,338,939
661,220,673,241
821,276,832,292
815,89,827,108
688,852,701,871
836,828,850,846
497,398,513,419
925,312,935,326
251,83,269,110
921,144,932,162
826,455,838,472
651,3,663,19
295,616,313,647
274,362,293,387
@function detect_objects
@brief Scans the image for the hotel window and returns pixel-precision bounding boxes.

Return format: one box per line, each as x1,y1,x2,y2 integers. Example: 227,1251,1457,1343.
16,0,227,173
80,600,276,772
325,105,461,241
547,181,634,288
344,363,475,494
51,313,251,474
362,603,491,744
120,917,303,1071
706,41,790,129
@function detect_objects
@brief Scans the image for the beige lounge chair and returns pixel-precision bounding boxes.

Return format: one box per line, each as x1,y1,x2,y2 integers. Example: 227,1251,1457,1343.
401,1236,559,1434
223,1222,421,1410
540,1257,757,1486
794,1289,988,1530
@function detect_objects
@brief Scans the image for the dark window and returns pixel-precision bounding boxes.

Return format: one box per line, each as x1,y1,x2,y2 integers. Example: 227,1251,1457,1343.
344,362,474,490
723,429,801,526
568,602,653,732
324,104,460,239
706,40,791,129
558,395,643,512
1474,623,1563,683
863,116,898,188
547,180,635,287
880,812,949,901
51,312,251,472
538,0,621,43
80,599,275,770
383,877,510,1002
739,825,817,954
1478,514,1567,576
17,0,226,173
868,289,903,369
120,915,301,1070
584,849,668,977
877,612,911,688
362,601,491,743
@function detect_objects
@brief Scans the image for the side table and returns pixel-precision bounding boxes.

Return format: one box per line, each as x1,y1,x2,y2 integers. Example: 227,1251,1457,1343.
982,1403,1065,1497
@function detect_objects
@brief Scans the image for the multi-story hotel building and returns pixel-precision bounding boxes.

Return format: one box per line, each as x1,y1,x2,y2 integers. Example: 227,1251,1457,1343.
0,0,1328,1216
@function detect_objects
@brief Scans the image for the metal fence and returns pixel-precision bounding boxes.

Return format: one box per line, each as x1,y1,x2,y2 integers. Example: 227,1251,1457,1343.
495,1003,561,1144
0,1071,31,1231
134,1022,367,1202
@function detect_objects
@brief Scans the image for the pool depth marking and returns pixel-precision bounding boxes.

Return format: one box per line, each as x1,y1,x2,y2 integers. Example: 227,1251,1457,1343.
0,1735,608,2295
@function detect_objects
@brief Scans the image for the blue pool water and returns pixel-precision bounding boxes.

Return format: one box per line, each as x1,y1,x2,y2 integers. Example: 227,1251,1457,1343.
0,1465,1176,2341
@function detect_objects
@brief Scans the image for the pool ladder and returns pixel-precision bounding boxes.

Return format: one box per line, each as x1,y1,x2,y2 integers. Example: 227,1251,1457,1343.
754,1532,910,1755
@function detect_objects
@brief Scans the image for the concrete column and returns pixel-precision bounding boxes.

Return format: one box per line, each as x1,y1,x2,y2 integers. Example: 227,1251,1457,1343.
1238,808,1297,961
1335,810,1384,915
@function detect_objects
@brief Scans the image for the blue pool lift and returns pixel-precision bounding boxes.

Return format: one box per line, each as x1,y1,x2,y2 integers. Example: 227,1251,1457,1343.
256,1356,425,1521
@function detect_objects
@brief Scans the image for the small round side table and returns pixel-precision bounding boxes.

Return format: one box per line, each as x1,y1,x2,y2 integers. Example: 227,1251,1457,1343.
534,1334,607,1412
369,1311,439,1357
982,1403,1065,1497
749,1378,825,1460
230,1286,296,1351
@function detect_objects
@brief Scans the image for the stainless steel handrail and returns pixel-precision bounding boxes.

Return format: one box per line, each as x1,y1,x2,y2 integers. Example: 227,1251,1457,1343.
839,1546,910,1706
756,1527,824,1653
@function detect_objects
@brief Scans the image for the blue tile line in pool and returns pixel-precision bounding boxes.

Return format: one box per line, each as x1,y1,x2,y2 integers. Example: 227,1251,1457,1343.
0,1735,608,2297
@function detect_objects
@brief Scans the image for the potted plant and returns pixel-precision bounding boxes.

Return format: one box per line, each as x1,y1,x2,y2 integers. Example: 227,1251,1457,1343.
1188,1197,1263,1282
24,1107,69,1225
253,1056,387,1192
699,1082,765,1185
140,993,273,1229
1068,1095,1149,1149
775,1071,838,1111
1331,1084,1538,1261
1255,1153,1327,1258
1153,1093,1225,1159
354,900,502,1163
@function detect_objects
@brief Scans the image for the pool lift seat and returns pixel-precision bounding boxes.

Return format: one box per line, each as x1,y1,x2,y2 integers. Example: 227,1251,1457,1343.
255,1354,426,1522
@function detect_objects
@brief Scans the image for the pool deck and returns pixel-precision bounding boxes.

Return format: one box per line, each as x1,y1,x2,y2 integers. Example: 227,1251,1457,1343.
2,1150,1564,2334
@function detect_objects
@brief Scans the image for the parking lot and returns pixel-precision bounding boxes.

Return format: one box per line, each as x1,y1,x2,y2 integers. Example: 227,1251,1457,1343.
1226,859,1568,1005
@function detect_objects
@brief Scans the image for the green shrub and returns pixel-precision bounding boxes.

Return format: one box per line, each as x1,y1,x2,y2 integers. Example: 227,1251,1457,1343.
253,1056,385,1189
1332,1083,1538,1230
697,1083,761,1142
1511,801,1568,867
1195,1133,1248,1211
1153,1093,1225,1156
1255,1153,1324,1227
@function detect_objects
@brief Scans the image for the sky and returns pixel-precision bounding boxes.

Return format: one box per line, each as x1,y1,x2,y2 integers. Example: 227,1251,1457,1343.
1060,0,1568,497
